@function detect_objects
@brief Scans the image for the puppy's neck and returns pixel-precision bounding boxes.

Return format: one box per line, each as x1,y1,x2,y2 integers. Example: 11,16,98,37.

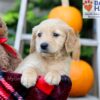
39,49,68,61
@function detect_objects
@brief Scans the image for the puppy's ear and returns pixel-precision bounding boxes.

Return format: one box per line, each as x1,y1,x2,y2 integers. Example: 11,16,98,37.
30,26,38,53
72,35,80,60
65,27,80,60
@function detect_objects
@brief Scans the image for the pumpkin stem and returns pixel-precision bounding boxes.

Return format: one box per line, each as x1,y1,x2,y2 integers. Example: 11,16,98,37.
61,0,69,6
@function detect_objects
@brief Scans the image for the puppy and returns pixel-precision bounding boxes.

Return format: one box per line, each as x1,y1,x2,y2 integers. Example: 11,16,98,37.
15,19,79,88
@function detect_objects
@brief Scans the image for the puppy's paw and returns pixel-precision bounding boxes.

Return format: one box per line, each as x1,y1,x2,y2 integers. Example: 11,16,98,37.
44,71,61,85
21,72,37,88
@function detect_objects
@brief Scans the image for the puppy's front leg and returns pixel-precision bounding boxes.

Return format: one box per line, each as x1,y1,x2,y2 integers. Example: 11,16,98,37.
21,67,37,88
45,71,61,85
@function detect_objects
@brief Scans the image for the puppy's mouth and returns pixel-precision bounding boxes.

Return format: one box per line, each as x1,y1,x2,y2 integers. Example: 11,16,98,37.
40,50,57,55
40,50,49,53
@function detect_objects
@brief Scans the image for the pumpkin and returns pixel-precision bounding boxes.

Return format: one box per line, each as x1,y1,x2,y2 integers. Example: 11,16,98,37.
69,60,94,97
48,6,83,33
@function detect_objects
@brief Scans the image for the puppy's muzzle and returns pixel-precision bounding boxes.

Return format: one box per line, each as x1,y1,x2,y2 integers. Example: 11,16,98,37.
40,42,48,52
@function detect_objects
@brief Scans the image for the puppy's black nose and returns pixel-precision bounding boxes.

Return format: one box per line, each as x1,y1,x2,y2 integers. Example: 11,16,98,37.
41,43,48,50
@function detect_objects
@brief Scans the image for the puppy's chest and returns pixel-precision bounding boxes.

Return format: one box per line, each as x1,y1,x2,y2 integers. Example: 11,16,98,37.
47,60,68,70
36,58,70,74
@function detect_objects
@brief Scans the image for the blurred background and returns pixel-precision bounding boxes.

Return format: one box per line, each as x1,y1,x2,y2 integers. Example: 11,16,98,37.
0,0,93,61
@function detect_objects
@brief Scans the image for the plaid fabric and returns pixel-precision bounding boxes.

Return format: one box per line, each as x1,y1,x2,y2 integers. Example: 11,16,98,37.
0,70,72,100
0,71,23,100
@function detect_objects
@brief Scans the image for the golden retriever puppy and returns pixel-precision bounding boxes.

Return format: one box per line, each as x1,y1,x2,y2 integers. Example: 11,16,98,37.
15,19,80,88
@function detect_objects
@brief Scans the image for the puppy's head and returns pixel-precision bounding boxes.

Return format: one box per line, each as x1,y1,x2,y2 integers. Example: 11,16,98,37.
30,19,79,58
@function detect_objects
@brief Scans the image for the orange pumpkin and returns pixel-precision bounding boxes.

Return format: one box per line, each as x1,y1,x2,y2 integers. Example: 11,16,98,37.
69,60,94,97
48,6,83,33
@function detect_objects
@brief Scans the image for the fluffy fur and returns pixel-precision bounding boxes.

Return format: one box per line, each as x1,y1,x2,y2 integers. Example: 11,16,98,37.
15,19,80,88
0,17,22,71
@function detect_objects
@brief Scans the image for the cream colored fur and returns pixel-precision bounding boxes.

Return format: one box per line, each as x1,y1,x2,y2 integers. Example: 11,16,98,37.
15,19,79,88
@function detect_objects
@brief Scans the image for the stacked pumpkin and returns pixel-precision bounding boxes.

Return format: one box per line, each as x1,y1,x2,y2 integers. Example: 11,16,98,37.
48,0,94,97
69,60,94,96
48,0,82,33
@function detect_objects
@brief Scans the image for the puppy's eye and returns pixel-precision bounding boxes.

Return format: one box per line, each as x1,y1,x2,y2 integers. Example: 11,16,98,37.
53,33,60,37
37,33,42,37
